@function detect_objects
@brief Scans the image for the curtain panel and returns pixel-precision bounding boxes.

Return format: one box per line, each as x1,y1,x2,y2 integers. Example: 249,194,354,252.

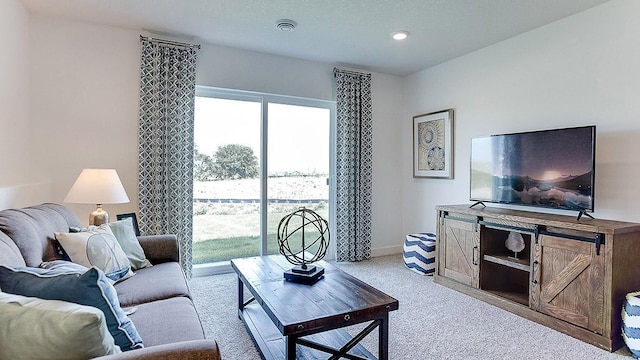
333,68,373,262
138,37,199,278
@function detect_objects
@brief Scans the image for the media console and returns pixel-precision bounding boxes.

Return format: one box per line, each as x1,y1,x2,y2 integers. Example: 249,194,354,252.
434,204,640,352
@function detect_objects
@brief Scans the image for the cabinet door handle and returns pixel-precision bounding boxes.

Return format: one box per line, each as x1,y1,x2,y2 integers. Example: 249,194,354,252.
472,245,479,265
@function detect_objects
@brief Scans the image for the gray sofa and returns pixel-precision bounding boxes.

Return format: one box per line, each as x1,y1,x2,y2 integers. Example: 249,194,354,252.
0,203,221,360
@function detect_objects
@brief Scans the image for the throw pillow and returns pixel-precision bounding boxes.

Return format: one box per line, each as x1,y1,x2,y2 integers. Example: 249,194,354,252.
0,291,122,359
55,224,133,282
108,219,152,270
0,265,144,351
40,259,89,273
39,259,122,284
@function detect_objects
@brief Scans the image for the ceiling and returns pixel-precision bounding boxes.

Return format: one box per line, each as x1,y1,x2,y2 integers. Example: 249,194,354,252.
21,0,611,76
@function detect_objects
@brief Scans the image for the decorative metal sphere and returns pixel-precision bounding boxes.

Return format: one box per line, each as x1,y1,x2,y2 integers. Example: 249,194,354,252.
277,208,330,266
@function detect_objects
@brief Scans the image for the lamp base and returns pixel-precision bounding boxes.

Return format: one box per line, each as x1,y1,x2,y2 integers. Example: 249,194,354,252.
284,265,324,285
89,205,109,226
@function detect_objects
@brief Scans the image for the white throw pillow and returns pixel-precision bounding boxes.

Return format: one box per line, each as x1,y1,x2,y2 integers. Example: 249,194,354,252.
55,224,133,282
0,291,122,359
108,219,152,270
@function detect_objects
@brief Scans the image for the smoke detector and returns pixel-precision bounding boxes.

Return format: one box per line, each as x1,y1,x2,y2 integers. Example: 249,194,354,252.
276,19,297,32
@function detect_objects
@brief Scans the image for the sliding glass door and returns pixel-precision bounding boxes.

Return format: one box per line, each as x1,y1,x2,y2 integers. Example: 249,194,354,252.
192,94,262,264
266,103,331,255
193,87,334,272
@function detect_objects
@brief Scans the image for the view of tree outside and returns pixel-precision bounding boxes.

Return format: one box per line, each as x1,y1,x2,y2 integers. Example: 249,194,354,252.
193,95,330,264
195,144,259,181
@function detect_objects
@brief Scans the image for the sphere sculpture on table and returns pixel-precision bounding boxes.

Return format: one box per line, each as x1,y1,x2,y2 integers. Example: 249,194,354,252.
277,207,330,285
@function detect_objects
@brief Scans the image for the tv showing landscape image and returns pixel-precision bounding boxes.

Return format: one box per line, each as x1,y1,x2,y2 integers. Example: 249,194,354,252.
470,126,596,212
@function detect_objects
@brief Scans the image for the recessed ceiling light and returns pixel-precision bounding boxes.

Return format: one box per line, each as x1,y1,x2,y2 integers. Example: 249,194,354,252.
392,31,409,40
276,19,297,32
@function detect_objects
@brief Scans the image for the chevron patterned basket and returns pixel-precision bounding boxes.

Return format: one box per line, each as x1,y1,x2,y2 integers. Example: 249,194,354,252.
623,291,640,358
402,233,436,275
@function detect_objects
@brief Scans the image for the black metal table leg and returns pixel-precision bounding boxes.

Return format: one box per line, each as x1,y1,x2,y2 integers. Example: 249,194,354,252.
237,277,244,317
286,335,297,360
379,313,389,360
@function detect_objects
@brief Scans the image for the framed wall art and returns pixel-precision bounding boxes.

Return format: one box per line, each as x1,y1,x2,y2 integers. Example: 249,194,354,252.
413,109,454,178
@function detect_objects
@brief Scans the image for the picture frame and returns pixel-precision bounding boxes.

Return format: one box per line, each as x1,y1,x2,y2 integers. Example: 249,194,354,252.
413,109,454,178
116,212,140,236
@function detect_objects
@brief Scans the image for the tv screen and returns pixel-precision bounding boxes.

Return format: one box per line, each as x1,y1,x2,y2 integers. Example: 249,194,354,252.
470,126,596,213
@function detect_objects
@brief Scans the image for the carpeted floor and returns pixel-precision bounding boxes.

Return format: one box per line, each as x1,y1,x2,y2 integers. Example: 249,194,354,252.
189,254,633,359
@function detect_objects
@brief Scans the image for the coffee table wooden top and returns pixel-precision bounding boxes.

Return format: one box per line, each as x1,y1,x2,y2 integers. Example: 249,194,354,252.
231,255,399,336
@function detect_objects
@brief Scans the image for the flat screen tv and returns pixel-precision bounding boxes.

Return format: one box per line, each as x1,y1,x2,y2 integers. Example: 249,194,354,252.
470,125,596,216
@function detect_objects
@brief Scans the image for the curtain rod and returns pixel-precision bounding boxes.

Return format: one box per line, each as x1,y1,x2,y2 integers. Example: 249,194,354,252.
139,35,201,50
333,67,371,77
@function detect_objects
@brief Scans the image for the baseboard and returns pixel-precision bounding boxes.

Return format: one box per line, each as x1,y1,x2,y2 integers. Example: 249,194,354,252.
193,261,233,277
371,245,402,257
192,246,403,277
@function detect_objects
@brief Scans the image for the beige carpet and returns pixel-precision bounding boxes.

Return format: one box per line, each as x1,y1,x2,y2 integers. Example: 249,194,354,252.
189,254,633,359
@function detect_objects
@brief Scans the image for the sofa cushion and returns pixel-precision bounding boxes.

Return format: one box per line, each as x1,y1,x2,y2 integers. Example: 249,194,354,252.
0,231,25,267
0,265,144,351
115,262,190,307
128,296,206,347
0,291,122,359
137,234,180,264
108,219,152,270
55,224,133,282
0,203,82,267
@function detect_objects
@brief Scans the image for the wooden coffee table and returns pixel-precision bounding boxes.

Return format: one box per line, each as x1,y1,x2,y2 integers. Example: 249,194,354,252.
231,255,399,360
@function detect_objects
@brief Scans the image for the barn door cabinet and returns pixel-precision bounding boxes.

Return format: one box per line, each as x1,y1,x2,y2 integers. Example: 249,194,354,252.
435,205,640,352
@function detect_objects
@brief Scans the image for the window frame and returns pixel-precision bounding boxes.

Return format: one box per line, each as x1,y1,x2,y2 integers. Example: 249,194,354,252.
193,86,336,276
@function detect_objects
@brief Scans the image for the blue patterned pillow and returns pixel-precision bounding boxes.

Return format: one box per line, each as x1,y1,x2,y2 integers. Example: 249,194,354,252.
0,265,143,351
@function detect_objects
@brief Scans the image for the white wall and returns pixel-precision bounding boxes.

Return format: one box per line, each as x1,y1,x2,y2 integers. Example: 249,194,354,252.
0,0,49,208
197,44,335,101
29,15,142,223
370,73,404,255
0,0,29,184
26,15,405,255
402,0,640,235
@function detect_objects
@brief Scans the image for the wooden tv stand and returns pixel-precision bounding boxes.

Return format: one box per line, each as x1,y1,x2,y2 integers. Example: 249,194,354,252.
434,204,640,352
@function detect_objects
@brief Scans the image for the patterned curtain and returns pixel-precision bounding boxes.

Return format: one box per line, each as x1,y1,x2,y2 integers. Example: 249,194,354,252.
333,68,373,262
138,37,199,278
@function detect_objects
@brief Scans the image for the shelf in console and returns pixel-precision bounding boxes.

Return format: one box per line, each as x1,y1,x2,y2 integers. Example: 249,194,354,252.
483,254,530,272
484,289,529,306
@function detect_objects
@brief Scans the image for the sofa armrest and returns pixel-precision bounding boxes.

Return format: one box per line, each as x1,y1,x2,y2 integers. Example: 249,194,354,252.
137,234,180,264
93,340,221,360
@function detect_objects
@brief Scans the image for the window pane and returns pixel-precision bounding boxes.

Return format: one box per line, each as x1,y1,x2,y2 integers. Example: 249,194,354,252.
193,97,261,264
267,103,330,257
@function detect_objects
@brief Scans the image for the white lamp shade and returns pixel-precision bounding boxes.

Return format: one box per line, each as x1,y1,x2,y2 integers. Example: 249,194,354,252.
64,169,130,204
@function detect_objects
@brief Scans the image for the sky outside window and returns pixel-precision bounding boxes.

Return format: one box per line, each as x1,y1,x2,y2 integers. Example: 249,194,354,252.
195,97,329,176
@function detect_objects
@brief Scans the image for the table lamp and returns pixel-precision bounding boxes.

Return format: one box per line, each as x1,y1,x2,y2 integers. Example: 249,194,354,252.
64,168,130,225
